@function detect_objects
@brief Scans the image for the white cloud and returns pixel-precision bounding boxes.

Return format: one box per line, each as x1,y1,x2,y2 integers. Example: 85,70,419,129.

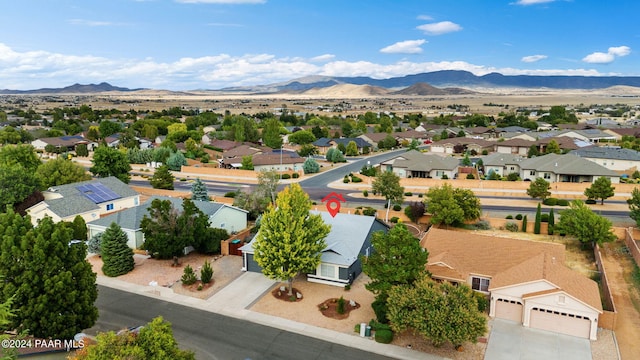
380,40,426,54
514,0,556,5
417,21,462,35
310,54,335,62
417,15,433,21
583,46,631,64
175,0,266,4
521,54,547,63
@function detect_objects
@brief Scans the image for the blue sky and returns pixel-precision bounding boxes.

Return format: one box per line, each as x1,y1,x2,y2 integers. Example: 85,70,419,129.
0,0,637,90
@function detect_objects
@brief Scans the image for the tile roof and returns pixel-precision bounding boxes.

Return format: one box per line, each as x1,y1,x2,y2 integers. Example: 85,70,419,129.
571,147,640,161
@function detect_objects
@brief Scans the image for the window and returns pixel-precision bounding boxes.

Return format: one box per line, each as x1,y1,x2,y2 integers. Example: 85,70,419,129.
471,277,490,292
529,170,535,176
106,203,114,211
543,173,551,179
320,264,336,279
134,197,139,206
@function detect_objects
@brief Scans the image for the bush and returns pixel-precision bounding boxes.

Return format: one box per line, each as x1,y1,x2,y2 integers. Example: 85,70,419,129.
224,191,236,198
543,197,558,206
540,214,549,223
557,199,569,206
390,217,399,223
374,329,394,344
362,207,377,216
344,284,351,291
337,296,346,315
475,292,488,312
505,215,513,219
515,214,523,220
354,324,361,333
351,176,363,183
506,172,520,181
418,193,423,198
181,265,197,285
363,190,369,197
281,173,291,179
505,222,519,232
371,299,388,323
473,220,491,230
200,260,213,284
404,192,413,196
585,199,597,204
441,174,449,179
343,176,350,183
393,204,402,211
87,233,103,255
466,173,475,179
292,172,299,179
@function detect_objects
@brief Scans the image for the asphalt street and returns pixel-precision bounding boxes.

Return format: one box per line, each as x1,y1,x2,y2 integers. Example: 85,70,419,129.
88,286,394,360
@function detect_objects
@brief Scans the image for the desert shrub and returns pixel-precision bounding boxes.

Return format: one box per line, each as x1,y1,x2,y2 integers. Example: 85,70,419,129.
281,173,291,179
371,299,389,323
393,204,402,211
343,176,350,183
337,296,346,314
505,215,513,219
181,265,197,285
360,165,376,177
505,222,519,232
466,173,475,179
543,197,558,206
404,192,413,196
506,172,520,181
473,220,491,230
344,284,351,291
418,193,423,198
200,260,213,284
351,176,363,183
585,199,597,204
354,209,361,215
482,149,489,155
374,329,394,344
362,207,377,216
540,214,549,222
224,191,236,198
363,190,368,197
557,199,569,206
390,217,399,223
515,214,523,220
292,173,299,179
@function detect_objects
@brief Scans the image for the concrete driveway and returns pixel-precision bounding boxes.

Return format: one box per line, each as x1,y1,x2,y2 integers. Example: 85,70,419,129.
485,319,592,360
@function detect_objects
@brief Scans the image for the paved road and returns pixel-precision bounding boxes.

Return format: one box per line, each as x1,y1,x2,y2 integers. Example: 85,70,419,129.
88,286,394,360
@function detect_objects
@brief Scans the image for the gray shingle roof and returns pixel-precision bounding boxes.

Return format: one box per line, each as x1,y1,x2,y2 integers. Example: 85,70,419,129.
481,153,526,167
519,153,618,177
571,147,640,161
41,177,138,218
386,150,459,171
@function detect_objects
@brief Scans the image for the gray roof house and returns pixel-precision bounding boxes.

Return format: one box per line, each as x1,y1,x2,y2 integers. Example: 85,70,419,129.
26,177,140,226
87,196,248,250
240,211,389,287
519,153,620,183
570,147,640,173
481,153,526,177
380,150,459,179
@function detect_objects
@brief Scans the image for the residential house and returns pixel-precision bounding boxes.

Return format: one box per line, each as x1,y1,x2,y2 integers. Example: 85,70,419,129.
219,144,265,168
519,153,620,183
86,196,248,250
570,147,640,173
240,211,389,286
312,137,372,154
429,137,493,155
26,177,140,226
104,133,122,148
380,150,459,179
252,150,306,172
604,127,640,141
421,228,602,340
537,129,617,144
465,126,500,139
481,153,526,177
31,135,97,152
494,139,536,156
499,132,537,142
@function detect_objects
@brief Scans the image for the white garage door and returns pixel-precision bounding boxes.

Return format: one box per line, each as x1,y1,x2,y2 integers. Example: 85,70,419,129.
529,307,591,339
494,298,523,322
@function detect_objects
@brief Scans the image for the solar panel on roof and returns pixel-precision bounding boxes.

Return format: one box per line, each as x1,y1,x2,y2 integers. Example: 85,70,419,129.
76,182,122,204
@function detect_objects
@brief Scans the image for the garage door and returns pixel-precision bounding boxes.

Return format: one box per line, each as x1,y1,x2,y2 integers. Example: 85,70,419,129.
494,298,523,322
529,307,591,339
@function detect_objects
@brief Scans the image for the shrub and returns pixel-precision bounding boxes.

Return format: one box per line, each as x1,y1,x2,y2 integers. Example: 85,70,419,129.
585,199,597,204
441,174,449,179
200,260,213,284
363,190,369,197
482,149,489,155
543,197,558,206
354,324,361,333
515,214,523,220
337,296,346,314
473,220,491,230
351,176,363,183
281,173,291,179
540,214,549,223
418,193,423,198
224,191,236,198
505,215,513,219
197,284,203,291
371,299,389,323
292,172,299,179
404,192,413,196
343,176,350,183
390,217,399,223
475,292,488,312
506,172,520,181
354,209,361,215
466,173,475,179
505,222,519,232
521,215,528,232
87,233,103,255
374,329,394,344
362,207,377,216
557,199,569,206
393,204,401,211
344,284,351,291
181,265,197,285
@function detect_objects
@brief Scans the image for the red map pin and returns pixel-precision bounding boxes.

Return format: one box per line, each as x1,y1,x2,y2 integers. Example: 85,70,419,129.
322,192,346,217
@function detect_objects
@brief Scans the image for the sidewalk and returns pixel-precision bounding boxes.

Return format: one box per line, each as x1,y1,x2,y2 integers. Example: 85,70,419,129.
96,273,445,360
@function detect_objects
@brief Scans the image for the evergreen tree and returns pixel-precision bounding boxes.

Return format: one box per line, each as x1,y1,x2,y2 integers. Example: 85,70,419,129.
628,188,640,227
0,212,98,339
253,184,331,296
261,118,283,149
150,165,175,190
548,208,555,235
584,176,615,205
191,178,209,201
534,203,542,234
526,178,551,201
72,215,88,241
302,157,320,174
166,151,187,171
521,215,528,232
101,222,135,277
240,155,254,170
87,233,103,255
345,141,359,156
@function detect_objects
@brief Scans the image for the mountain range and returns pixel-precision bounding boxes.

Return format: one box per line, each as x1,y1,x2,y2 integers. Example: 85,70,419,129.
2,70,640,94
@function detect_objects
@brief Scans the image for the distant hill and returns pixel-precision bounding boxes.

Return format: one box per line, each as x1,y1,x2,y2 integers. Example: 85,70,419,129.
0,82,144,94
221,70,640,93
391,82,475,95
301,84,390,97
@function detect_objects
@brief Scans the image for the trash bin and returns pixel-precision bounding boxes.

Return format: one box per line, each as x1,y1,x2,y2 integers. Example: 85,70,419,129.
365,326,371,337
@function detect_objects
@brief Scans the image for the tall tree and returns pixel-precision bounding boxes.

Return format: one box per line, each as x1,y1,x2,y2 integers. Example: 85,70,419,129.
150,165,175,190
101,222,135,277
261,118,283,149
191,178,209,201
534,203,542,234
387,278,487,347
555,200,616,247
253,184,331,296
345,141,359,156
288,130,316,145
526,178,551,201
372,171,404,221
0,144,41,172
425,183,481,227
0,164,42,212
90,145,131,184
584,176,615,205
76,143,89,157
36,157,91,188
548,208,555,235
628,188,640,227
166,151,187,171
240,155,254,170
72,215,88,241
544,139,562,154
0,212,98,339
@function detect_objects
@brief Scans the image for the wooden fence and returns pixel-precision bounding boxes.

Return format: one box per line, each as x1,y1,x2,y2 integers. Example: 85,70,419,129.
594,243,617,330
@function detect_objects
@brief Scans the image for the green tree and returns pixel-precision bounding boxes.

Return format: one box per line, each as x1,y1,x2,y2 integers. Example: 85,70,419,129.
548,208,555,235
372,171,404,221
0,144,41,172
90,146,131,183
426,184,481,227
387,278,487,347
73,316,195,360
345,141,359,156
72,215,88,241
101,222,135,277
262,118,283,149
191,178,209,201
99,120,122,138
87,233,103,255
555,200,616,246
297,144,318,157
86,126,100,141
378,134,397,150
527,178,551,201
0,126,22,144
288,130,316,145
534,203,542,234
584,176,615,205
0,213,98,339
461,152,472,166
362,224,427,301
408,138,420,151
521,215,528,232
150,165,175,190
544,139,561,154
166,151,187,171
0,295,17,360
527,144,540,158
36,157,91,188
302,157,320,174
240,155,254,170
233,171,280,219
337,142,347,154
404,202,426,223
76,143,89,157
200,260,213,284
253,184,331,296
0,163,42,212
628,188,640,227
